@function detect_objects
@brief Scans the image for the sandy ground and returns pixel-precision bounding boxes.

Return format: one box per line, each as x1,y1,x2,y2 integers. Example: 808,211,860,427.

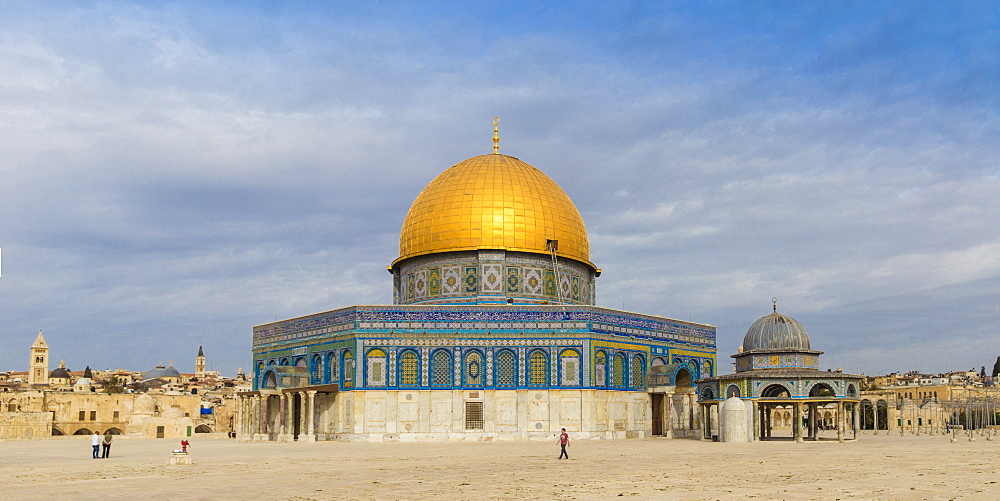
2,433,999,500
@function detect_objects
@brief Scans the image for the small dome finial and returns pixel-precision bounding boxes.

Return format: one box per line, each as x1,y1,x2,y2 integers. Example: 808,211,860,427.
493,116,500,154
772,297,777,313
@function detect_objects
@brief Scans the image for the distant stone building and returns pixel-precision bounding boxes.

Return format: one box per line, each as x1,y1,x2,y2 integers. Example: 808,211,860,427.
0,339,238,439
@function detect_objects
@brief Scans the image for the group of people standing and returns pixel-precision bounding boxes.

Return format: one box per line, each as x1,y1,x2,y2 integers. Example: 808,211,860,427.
90,431,113,459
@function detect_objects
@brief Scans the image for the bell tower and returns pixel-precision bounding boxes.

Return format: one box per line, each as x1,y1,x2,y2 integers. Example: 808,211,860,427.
195,345,206,376
28,330,49,386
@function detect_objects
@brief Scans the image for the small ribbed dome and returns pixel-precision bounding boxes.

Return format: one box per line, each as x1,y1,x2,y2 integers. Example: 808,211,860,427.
742,310,811,352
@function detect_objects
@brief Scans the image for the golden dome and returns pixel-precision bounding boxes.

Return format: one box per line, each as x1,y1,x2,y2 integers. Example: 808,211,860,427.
393,154,597,271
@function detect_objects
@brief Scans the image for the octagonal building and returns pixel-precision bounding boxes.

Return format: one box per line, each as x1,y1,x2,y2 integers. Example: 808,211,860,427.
237,124,716,442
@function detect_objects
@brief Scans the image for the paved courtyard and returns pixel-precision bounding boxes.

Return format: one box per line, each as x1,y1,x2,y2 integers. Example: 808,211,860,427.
2,433,998,500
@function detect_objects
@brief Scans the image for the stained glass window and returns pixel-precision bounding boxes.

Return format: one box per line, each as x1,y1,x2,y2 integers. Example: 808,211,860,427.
595,351,607,387
367,349,386,387
326,353,337,384
343,351,354,388
312,355,322,384
432,350,452,387
612,353,625,387
400,351,419,387
631,355,645,389
529,350,547,386
560,349,580,386
496,350,515,387
465,351,483,386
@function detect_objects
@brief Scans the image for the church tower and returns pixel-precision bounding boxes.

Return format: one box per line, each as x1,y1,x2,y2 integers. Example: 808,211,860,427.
195,345,205,376
28,330,49,386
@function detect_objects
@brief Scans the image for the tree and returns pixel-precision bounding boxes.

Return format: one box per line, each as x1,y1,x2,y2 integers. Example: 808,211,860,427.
104,376,125,394
981,366,987,378
83,366,93,379
993,356,1000,379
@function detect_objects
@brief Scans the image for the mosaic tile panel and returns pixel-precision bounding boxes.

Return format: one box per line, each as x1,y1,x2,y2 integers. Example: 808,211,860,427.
442,267,461,294
414,270,428,299
544,270,556,297
428,268,441,296
506,266,521,293
463,267,478,293
481,264,503,293
524,268,543,295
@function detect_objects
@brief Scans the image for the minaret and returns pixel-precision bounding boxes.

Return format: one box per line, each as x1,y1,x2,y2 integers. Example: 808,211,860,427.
28,330,49,386
195,345,205,376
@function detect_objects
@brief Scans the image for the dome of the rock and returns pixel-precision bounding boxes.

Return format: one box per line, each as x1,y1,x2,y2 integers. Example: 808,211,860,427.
393,153,595,272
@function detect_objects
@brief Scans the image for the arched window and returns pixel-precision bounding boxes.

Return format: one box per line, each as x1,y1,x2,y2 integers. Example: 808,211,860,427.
399,351,419,387
279,358,289,366
311,354,322,384
431,349,453,387
295,357,306,368
559,349,581,386
464,350,484,387
595,350,607,387
263,371,277,389
528,350,548,386
342,351,354,389
631,354,645,389
325,352,337,384
366,349,387,387
612,353,626,387
495,350,516,388
652,357,666,367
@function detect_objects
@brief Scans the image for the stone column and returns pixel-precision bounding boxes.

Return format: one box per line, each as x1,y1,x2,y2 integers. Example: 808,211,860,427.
752,400,761,441
235,397,249,440
286,394,295,441
837,401,845,442
304,391,317,443
687,393,696,432
278,393,288,441
805,403,812,440
852,402,859,439
260,395,268,439
758,404,766,441
793,402,803,443
873,401,879,435
664,392,674,439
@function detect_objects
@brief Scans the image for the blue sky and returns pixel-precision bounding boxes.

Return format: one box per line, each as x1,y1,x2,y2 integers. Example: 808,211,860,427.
1,1,997,376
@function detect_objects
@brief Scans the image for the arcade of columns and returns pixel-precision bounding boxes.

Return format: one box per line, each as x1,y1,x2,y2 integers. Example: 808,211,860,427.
699,400,860,442
650,390,699,438
235,388,337,442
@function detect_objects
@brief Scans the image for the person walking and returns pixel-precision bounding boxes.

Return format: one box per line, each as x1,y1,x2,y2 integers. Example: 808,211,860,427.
101,431,113,458
558,428,570,459
91,431,101,459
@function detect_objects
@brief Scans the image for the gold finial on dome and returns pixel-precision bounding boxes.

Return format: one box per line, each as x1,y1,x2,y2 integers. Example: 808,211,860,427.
493,116,500,154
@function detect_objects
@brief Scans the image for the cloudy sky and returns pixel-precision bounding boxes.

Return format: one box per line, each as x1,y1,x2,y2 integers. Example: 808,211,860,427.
1,1,997,377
